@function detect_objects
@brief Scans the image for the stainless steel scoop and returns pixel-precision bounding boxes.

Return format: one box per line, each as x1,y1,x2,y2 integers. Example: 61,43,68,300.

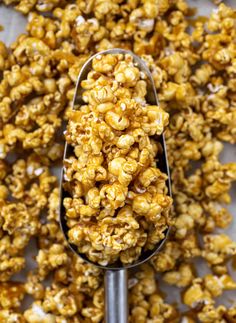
59,48,171,323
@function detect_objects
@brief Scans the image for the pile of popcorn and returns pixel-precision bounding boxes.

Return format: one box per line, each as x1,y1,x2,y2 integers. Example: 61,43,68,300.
0,0,236,322
63,52,172,266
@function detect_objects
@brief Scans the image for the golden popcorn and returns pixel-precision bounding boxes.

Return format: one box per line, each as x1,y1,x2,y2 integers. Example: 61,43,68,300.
63,53,172,265
0,282,25,309
0,0,236,321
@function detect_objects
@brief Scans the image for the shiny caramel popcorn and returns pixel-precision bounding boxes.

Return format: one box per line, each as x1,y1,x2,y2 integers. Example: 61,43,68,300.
182,296,236,323
36,243,69,279
0,282,25,309
0,0,236,320
202,234,236,266
24,272,45,300
129,264,179,322
183,273,236,309
0,310,25,323
63,52,172,265
0,159,58,282
24,301,57,323
151,241,181,272
162,262,194,288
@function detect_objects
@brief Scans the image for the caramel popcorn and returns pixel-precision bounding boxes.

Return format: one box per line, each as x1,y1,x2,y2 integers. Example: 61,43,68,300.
183,273,236,309
0,310,25,323
0,282,25,309
129,264,179,322
0,0,236,321
202,234,236,266
63,52,172,266
163,263,194,287
24,302,57,323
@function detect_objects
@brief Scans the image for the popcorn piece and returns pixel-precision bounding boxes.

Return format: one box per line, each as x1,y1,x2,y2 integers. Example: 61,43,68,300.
24,302,56,323
202,234,236,266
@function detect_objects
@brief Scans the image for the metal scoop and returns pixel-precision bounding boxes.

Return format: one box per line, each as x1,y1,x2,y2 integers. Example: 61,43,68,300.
59,48,171,323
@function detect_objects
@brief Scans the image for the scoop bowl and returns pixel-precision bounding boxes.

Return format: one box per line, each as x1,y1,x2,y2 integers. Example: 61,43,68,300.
59,48,172,323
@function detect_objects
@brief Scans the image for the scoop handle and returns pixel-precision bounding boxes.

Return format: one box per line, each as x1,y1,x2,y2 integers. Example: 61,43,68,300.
105,269,128,323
